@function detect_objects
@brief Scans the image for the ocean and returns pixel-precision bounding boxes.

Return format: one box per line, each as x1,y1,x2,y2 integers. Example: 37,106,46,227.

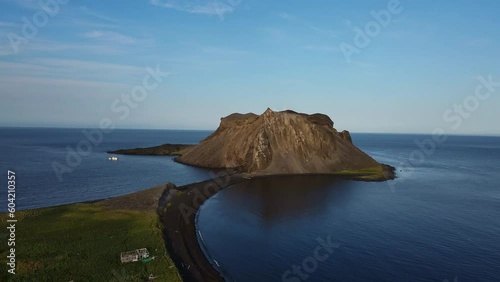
196,134,500,282
1,128,499,281
0,127,214,211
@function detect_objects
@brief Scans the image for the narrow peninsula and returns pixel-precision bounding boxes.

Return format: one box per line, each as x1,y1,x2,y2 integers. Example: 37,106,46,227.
111,109,396,281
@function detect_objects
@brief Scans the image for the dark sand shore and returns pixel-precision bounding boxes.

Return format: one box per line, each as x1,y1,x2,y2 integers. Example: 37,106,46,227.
157,172,247,282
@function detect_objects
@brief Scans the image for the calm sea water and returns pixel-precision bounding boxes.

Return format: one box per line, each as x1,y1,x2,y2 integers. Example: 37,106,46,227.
0,127,213,211
2,129,499,281
197,134,500,282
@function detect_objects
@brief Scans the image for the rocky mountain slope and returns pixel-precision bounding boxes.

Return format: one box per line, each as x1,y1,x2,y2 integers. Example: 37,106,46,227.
176,109,393,179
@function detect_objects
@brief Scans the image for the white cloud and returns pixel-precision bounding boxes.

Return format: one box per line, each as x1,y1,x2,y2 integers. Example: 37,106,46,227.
150,0,235,16
31,58,145,74
0,58,146,88
79,6,116,22
278,12,337,37
63,18,118,29
23,40,90,52
0,38,137,57
0,61,56,74
82,30,138,45
0,75,129,88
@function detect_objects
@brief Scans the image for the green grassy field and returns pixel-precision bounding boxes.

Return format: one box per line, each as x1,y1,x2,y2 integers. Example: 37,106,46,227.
335,166,388,179
0,202,181,281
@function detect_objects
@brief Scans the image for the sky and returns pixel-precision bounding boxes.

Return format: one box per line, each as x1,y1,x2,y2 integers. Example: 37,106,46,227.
0,0,499,135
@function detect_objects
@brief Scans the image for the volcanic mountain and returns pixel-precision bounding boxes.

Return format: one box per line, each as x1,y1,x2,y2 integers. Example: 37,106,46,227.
175,109,394,180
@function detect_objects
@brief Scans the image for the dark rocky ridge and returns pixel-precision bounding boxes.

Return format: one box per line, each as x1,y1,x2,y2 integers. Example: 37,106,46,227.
108,143,195,156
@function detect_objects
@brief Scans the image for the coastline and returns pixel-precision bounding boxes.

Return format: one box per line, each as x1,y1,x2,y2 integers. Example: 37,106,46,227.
157,169,395,282
195,201,233,281
105,139,394,281
3,165,394,280
157,173,248,282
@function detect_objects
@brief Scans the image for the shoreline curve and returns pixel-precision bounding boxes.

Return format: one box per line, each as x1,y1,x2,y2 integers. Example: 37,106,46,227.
157,169,395,282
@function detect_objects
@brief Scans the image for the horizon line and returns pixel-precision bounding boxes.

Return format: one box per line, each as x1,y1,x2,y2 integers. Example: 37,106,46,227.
1,125,499,137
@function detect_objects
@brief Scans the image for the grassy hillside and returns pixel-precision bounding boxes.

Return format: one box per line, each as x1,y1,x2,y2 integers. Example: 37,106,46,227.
0,189,181,281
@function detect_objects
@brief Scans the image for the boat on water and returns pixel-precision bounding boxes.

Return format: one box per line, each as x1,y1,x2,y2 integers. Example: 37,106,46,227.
108,156,119,161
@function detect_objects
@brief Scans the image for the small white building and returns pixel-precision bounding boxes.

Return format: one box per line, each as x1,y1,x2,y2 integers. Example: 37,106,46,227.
120,248,150,263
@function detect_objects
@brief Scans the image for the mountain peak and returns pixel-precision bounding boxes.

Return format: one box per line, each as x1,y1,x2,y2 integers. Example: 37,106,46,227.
176,109,394,180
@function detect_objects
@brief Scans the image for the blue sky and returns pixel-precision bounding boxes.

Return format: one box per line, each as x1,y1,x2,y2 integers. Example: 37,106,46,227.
0,0,499,135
